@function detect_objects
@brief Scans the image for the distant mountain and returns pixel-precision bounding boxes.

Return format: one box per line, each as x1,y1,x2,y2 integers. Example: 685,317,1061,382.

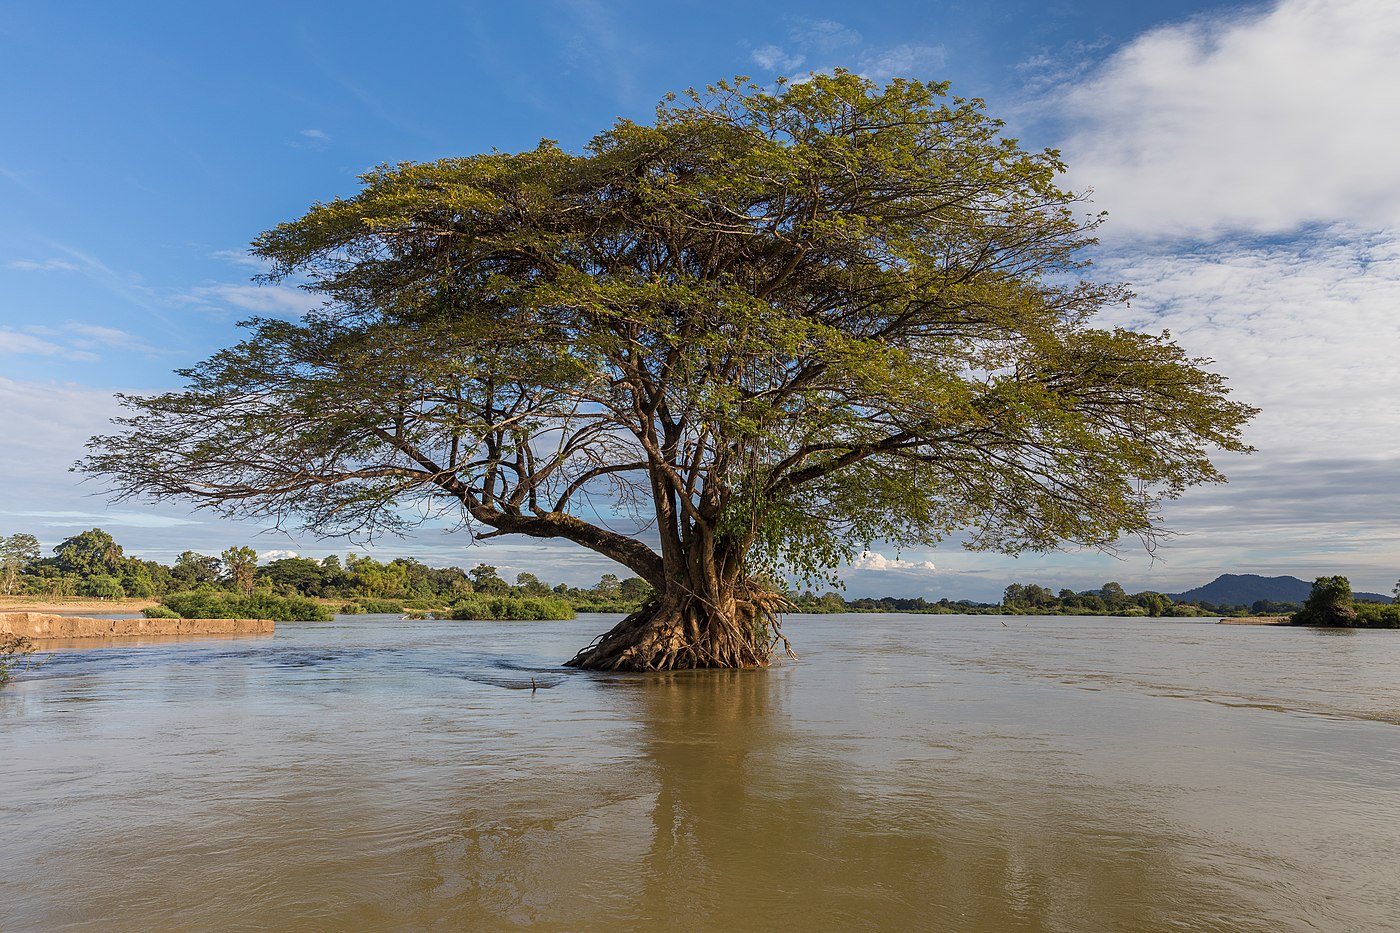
1166,573,1391,606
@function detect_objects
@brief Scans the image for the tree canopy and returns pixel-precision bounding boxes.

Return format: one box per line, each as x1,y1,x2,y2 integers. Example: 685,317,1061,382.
82,73,1255,669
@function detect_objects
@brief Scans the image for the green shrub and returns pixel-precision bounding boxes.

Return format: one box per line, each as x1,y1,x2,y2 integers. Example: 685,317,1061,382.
353,598,404,613
339,602,366,614
449,595,576,621
1,634,38,687
1354,603,1400,629
159,591,333,622
142,605,181,619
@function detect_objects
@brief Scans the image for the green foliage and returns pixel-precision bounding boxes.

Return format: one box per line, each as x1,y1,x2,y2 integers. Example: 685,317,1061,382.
1001,581,1186,616
77,575,126,599
1291,576,1357,627
468,564,510,596
0,533,40,595
221,546,257,596
159,591,333,622
0,634,39,687
172,551,222,586
141,605,181,619
53,528,124,578
449,594,576,621
1354,603,1400,629
348,597,405,613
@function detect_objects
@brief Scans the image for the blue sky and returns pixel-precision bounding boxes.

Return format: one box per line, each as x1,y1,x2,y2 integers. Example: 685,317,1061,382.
2,0,1397,601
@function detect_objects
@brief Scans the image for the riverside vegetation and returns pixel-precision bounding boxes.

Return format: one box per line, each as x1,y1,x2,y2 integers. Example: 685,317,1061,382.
0,528,651,622
9,529,1392,629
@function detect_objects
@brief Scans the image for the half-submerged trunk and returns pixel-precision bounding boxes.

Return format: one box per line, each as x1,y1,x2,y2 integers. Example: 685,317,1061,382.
565,574,792,672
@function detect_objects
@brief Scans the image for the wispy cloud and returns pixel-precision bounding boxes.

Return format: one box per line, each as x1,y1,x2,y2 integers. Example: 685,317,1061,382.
751,44,805,72
291,128,332,149
555,0,647,105
209,248,271,271
64,323,171,356
8,258,81,272
182,283,318,317
748,18,944,82
2,510,200,529
1054,0,1400,240
790,19,862,52
0,329,99,361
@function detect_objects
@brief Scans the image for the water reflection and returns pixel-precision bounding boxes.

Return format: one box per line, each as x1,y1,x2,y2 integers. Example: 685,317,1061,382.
608,670,1281,933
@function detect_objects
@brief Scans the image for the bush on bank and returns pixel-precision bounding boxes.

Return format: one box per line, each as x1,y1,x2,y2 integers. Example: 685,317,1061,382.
449,595,576,621
152,591,334,622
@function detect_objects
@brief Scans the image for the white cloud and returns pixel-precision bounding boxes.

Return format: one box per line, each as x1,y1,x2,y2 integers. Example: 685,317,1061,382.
258,549,300,562
851,550,937,572
299,129,330,142
1094,227,1400,459
1056,0,1400,239
0,328,99,361
751,44,805,72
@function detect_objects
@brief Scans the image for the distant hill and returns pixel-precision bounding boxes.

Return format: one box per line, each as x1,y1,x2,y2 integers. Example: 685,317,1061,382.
1167,573,1391,606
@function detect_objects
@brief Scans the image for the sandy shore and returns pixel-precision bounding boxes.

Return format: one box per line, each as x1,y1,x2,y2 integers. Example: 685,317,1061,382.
1218,616,1290,625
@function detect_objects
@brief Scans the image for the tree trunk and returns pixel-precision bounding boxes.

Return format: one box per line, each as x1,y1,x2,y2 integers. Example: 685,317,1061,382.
564,574,792,672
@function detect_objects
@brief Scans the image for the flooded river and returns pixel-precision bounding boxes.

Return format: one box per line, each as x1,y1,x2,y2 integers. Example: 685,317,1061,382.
3,614,1398,932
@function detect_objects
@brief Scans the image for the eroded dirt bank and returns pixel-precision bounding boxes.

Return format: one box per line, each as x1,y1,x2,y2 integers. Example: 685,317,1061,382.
1,612,274,639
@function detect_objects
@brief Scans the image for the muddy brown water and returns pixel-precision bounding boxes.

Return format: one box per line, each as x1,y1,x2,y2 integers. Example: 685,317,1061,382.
3,614,1398,932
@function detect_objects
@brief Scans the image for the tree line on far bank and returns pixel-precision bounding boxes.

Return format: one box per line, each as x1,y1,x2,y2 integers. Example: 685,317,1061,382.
3,529,1395,625
0,528,653,620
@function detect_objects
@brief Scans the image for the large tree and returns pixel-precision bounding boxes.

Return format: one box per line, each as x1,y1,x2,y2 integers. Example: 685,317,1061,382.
82,74,1254,670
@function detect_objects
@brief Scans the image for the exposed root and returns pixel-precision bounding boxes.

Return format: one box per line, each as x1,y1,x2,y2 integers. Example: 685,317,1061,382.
564,584,796,672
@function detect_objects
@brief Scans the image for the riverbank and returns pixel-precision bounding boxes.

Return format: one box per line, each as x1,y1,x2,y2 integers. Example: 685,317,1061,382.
0,596,158,614
1218,615,1289,625
0,612,274,639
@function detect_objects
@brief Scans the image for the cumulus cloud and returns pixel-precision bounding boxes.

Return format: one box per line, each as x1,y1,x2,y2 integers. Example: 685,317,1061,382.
258,549,300,562
851,550,937,572
1056,0,1400,239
